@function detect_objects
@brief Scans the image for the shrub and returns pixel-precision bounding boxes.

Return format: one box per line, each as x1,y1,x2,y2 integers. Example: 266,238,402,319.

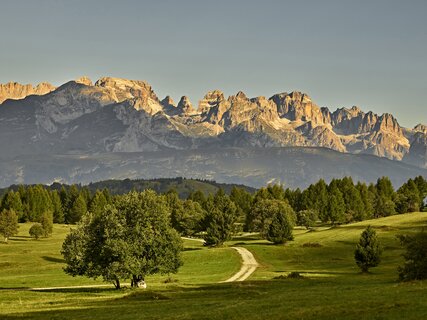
29,223,44,240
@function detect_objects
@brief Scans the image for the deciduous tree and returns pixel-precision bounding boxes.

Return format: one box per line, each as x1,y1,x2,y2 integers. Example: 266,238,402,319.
0,209,19,243
62,191,183,289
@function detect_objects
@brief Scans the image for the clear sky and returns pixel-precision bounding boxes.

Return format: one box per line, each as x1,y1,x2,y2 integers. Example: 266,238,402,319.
0,0,425,127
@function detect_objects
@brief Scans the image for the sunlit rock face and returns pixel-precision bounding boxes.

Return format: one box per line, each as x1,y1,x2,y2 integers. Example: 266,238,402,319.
0,81,56,103
0,76,424,168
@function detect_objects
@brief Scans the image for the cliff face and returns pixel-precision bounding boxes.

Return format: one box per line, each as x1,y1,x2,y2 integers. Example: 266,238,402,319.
0,76,425,169
0,81,56,103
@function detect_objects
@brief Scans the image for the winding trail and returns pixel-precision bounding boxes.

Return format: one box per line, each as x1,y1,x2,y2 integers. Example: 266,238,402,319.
222,247,259,282
183,237,259,282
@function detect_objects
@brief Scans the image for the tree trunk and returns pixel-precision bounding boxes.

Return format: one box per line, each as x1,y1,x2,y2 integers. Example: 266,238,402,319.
113,278,121,289
131,275,146,288
4,237,8,243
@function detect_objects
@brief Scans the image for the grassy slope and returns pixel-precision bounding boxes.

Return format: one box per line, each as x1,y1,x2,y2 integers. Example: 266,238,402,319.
1,213,427,319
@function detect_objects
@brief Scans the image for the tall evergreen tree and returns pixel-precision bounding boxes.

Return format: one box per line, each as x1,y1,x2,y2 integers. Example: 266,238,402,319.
354,226,382,272
203,190,238,247
171,200,204,236
356,182,375,220
89,190,109,216
327,185,346,224
313,179,329,222
376,177,395,199
396,179,420,213
66,194,87,224
266,208,295,244
0,191,24,221
50,190,64,223
230,186,253,222
187,190,206,208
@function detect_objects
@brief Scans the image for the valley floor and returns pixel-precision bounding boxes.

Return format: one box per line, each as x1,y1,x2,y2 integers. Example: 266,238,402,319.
0,213,426,319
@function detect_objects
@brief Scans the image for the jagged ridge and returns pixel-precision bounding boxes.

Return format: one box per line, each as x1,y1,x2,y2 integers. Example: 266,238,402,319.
0,76,425,168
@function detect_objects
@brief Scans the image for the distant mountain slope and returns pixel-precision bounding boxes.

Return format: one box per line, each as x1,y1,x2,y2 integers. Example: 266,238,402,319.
0,177,256,199
0,147,425,189
0,76,425,187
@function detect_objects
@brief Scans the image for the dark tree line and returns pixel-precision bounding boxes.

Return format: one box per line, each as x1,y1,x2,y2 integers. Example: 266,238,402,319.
0,185,112,225
0,176,425,246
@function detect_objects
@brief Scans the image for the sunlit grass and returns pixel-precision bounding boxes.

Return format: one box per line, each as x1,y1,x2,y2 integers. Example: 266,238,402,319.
0,213,426,319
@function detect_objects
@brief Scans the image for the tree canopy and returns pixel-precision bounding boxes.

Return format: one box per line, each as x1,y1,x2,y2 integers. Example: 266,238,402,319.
61,190,183,289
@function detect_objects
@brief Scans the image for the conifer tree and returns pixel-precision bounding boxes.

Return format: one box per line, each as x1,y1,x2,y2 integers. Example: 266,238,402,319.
354,226,382,272
203,190,238,247
327,186,346,224
356,182,375,220
50,190,64,223
266,208,295,244
0,191,24,221
66,194,87,224
89,190,109,216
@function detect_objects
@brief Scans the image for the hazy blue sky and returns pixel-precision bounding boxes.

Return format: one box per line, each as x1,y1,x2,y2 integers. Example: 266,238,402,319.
0,0,425,127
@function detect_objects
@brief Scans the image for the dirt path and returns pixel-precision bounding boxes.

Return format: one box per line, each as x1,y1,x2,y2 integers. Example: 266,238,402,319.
223,247,259,282
183,237,259,282
24,239,258,291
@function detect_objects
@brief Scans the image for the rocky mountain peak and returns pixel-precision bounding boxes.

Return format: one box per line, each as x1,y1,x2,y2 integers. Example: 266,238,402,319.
229,91,248,102
270,91,325,124
161,96,175,108
374,113,402,134
288,91,312,103
160,96,177,116
94,77,159,103
0,81,56,103
414,123,427,134
75,76,93,86
200,90,225,103
198,90,226,115
177,96,194,114
0,75,424,169
350,105,362,113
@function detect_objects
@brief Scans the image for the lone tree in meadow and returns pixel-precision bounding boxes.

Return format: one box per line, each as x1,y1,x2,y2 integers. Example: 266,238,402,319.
61,190,183,289
0,209,19,243
29,223,44,240
354,226,382,272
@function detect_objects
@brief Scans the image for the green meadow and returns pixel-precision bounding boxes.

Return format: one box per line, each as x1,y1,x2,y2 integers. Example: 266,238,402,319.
1,213,426,319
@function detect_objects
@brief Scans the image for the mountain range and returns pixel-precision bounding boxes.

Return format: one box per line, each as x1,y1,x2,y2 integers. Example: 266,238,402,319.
0,77,425,188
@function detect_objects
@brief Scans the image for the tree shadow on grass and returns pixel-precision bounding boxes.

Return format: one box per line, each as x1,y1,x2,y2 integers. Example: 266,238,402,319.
14,235,32,239
31,287,117,294
248,242,280,246
183,247,202,252
0,280,333,319
0,287,31,291
8,237,31,242
232,235,261,241
41,256,66,263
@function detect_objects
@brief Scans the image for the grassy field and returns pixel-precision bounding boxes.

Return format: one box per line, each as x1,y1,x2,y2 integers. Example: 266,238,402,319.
1,213,426,319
